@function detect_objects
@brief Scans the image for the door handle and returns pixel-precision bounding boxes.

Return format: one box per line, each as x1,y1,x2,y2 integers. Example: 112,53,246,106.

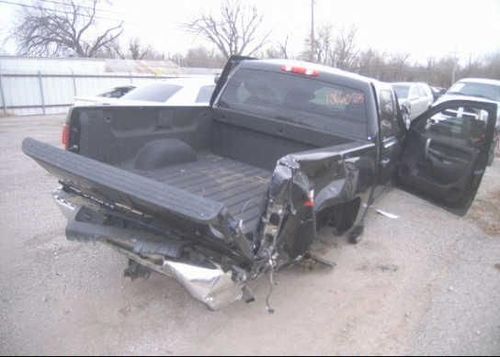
424,138,431,160
381,158,391,167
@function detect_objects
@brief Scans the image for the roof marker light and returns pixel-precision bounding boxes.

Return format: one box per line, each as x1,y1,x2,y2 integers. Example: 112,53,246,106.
281,65,319,77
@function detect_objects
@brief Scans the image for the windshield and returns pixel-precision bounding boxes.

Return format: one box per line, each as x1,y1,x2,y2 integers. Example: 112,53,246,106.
121,83,182,102
392,85,410,99
218,68,368,139
448,82,500,101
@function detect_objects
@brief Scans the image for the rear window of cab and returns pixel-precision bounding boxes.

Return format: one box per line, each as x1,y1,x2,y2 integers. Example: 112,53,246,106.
218,67,368,139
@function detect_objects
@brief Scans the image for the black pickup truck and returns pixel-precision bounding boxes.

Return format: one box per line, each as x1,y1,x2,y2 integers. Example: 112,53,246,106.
23,57,497,310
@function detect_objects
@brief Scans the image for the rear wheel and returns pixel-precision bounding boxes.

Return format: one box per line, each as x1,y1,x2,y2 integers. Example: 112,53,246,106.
325,199,361,236
348,225,364,244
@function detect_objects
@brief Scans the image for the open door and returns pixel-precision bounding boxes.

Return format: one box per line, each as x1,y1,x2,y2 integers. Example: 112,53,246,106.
397,99,497,215
210,55,256,106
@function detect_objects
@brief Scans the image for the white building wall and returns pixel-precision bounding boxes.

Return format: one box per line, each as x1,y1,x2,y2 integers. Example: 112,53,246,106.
0,56,220,116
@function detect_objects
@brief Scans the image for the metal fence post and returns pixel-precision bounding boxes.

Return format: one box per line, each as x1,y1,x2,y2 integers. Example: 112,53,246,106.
71,70,77,97
37,71,46,115
0,66,6,116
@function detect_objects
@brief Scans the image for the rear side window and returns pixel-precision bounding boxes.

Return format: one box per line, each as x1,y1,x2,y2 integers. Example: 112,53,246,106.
195,85,215,103
218,68,368,139
121,83,182,102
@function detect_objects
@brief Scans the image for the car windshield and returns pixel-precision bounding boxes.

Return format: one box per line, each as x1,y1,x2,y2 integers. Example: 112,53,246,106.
121,83,182,102
218,68,368,139
393,85,410,99
448,82,500,101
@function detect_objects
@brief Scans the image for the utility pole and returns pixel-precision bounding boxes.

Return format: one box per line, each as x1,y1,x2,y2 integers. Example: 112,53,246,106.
310,0,315,62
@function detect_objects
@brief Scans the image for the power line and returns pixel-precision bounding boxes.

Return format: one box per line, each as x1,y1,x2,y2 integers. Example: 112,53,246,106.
0,0,124,22
35,0,126,16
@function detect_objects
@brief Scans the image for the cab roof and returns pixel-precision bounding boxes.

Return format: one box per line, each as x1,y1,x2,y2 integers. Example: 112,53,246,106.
239,58,380,89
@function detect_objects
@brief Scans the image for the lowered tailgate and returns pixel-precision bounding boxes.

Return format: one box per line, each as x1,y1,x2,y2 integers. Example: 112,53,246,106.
22,138,224,224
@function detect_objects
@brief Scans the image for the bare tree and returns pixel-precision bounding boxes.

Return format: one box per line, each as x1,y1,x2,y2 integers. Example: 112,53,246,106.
276,35,290,59
331,26,358,70
126,38,160,60
301,25,358,70
186,0,270,59
481,52,500,79
183,46,225,68
264,36,290,59
110,38,165,60
300,25,331,63
127,38,152,60
13,0,123,57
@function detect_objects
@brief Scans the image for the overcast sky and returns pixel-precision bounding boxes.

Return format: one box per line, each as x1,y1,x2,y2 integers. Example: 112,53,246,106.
1,0,500,63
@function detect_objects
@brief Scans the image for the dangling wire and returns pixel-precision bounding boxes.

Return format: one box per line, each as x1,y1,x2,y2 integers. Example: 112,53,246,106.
265,260,276,314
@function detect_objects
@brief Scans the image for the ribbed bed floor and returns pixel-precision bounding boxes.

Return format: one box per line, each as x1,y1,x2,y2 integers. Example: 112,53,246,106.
137,154,271,233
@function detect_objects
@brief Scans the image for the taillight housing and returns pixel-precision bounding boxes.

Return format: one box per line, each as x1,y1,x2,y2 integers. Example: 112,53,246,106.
62,123,70,150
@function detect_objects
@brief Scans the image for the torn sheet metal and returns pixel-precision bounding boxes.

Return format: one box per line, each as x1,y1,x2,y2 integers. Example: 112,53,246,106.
258,141,377,263
111,243,247,311
163,260,246,311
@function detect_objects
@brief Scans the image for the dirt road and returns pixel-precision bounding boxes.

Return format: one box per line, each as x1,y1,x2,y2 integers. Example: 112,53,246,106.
1,115,499,355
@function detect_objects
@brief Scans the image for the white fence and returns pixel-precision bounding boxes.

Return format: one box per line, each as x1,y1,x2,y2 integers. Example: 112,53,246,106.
0,72,208,116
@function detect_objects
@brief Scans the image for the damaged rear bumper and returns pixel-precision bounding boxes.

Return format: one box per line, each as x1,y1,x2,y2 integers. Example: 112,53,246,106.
111,244,246,311
53,188,247,310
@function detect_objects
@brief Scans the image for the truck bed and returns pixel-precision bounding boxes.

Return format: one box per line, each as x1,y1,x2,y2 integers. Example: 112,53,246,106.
135,154,271,233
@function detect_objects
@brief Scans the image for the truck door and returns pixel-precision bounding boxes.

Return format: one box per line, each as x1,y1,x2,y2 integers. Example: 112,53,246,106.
397,99,497,215
210,55,256,106
376,87,405,196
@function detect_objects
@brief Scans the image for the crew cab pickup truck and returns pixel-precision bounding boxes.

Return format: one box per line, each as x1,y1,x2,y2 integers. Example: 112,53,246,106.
23,57,498,310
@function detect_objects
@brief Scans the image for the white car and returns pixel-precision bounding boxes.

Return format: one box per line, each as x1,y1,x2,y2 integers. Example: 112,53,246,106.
392,82,435,127
118,77,215,106
73,77,216,108
440,78,500,107
436,78,500,165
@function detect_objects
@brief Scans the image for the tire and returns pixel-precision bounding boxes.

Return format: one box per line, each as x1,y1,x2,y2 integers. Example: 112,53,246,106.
331,199,360,235
348,225,364,244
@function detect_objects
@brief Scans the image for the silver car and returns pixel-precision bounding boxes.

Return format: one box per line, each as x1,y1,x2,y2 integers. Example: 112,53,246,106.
392,82,435,128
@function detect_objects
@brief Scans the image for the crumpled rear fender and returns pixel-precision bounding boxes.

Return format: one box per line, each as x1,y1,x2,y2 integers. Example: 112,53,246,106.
259,142,377,260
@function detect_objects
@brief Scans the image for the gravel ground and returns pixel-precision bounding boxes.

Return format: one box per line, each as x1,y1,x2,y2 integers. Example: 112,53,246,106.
0,114,499,355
